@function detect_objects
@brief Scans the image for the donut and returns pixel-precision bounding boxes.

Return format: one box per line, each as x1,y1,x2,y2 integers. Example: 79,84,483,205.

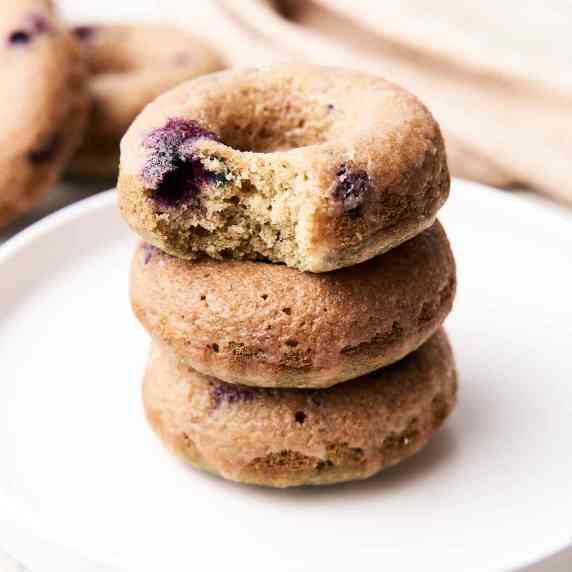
143,329,457,487
67,23,224,180
0,0,87,227
131,221,456,389
118,64,449,272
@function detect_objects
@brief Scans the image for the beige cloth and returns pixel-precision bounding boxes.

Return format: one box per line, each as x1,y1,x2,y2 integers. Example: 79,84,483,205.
193,0,572,205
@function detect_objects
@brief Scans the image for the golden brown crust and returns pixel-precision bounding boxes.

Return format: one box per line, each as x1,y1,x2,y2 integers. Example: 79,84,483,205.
130,221,456,388
143,329,457,487
118,64,449,271
0,0,88,227
67,24,224,180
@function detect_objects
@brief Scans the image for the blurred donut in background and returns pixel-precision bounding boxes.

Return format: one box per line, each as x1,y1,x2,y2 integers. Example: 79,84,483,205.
66,23,224,181
0,0,88,228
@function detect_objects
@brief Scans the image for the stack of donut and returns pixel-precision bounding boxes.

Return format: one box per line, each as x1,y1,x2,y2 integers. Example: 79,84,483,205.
0,2,223,228
118,64,458,488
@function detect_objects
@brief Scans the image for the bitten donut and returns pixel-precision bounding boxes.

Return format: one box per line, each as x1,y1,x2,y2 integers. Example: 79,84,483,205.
67,24,223,180
131,221,456,389
0,0,87,227
118,64,449,272
143,329,457,488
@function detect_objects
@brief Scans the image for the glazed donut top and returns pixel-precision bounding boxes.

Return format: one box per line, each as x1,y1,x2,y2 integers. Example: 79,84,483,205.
119,64,448,272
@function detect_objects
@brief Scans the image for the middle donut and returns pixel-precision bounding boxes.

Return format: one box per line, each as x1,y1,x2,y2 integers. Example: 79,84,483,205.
130,221,456,389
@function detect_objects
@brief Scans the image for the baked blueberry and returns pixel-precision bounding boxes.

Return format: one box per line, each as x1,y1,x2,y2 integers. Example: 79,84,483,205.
142,119,219,208
334,165,370,217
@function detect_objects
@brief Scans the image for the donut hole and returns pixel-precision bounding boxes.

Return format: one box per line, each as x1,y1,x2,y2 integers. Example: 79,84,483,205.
214,90,335,153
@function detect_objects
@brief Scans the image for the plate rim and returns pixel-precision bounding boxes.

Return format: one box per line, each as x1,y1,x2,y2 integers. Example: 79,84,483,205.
0,189,117,265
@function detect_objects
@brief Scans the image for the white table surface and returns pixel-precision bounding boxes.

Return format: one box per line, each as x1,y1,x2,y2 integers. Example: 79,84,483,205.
1,1,571,570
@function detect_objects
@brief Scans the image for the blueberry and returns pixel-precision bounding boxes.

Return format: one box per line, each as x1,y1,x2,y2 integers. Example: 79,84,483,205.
333,165,370,217
210,380,257,409
142,118,219,209
8,30,31,45
150,156,211,208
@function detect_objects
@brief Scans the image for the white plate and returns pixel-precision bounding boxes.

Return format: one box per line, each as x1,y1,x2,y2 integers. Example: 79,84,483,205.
0,180,571,572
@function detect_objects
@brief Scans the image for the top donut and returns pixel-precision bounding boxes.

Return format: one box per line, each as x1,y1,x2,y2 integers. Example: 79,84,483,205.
118,64,449,272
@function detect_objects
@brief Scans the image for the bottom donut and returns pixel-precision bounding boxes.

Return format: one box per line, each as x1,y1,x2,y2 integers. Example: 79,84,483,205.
143,328,457,488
